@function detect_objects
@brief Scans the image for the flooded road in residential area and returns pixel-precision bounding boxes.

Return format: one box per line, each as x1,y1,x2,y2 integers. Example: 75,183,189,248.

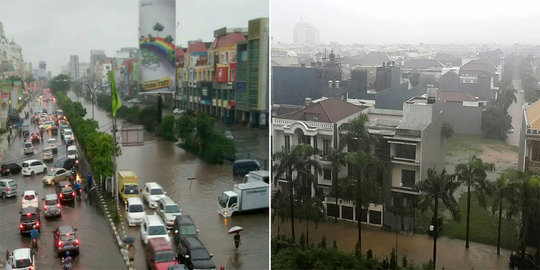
73,93,269,269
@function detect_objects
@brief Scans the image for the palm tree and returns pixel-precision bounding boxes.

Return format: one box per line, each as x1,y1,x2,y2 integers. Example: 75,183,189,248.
417,168,461,269
326,146,347,222
455,155,494,248
340,151,383,252
296,196,325,245
340,113,376,153
490,172,519,255
273,144,321,242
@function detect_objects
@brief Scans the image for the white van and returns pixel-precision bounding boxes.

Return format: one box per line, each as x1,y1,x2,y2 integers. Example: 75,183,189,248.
22,160,47,176
140,215,170,245
126,197,146,226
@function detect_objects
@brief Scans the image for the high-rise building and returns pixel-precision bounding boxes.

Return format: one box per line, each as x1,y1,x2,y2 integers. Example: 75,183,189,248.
292,18,320,44
69,55,79,81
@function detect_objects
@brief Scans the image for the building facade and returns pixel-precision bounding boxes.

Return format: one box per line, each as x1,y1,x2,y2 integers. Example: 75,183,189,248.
292,18,320,45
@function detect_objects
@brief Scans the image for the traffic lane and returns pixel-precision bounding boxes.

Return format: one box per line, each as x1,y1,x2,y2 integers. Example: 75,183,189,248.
0,103,125,270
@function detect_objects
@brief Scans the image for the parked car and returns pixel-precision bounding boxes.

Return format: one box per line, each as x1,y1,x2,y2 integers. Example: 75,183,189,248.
141,182,167,209
9,248,36,270
173,108,185,115
21,190,38,209
176,237,215,270
127,98,142,104
232,159,261,176
145,238,178,270
43,147,54,161
53,225,80,257
55,181,75,203
23,141,33,155
43,193,61,218
157,196,182,228
22,160,47,176
126,197,146,226
42,167,71,185
140,215,170,245
173,215,199,246
224,131,234,140
0,179,17,198
19,206,40,234
1,163,22,176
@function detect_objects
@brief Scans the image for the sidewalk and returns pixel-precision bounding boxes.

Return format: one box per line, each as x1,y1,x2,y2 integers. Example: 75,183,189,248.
272,218,511,269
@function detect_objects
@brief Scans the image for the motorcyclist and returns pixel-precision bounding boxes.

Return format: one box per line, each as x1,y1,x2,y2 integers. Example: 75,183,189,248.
30,225,39,248
39,127,44,137
63,251,73,270
75,181,82,197
86,171,94,191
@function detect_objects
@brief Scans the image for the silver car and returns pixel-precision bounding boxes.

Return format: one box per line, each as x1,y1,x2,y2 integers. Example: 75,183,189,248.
0,179,17,198
43,194,61,218
23,141,33,155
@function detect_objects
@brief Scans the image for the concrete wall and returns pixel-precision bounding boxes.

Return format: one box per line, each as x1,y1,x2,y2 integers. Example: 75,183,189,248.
420,101,444,180
440,102,483,136
518,110,527,171
375,84,426,110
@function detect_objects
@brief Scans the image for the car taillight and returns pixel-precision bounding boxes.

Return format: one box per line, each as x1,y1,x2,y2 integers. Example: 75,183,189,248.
7,187,10,191
44,205,48,210
36,221,40,228
75,239,79,245
57,241,63,247
6,169,9,172
71,192,75,197
19,224,23,229
57,203,60,207
59,194,63,198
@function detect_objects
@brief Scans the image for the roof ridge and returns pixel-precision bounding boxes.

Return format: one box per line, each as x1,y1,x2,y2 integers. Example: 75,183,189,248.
319,99,332,122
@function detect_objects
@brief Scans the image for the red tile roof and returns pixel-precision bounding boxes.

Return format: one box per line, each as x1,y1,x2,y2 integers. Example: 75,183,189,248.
176,47,185,58
438,90,477,102
282,98,367,123
211,32,246,49
187,42,207,53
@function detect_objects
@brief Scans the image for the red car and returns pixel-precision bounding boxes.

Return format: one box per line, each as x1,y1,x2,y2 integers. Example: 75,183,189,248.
146,238,178,270
30,133,40,143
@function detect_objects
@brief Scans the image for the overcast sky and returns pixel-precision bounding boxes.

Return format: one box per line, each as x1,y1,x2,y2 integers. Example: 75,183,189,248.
272,0,540,45
0,0,267,75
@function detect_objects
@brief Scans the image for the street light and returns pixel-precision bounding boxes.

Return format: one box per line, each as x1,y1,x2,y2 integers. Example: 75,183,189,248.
429,223,437,269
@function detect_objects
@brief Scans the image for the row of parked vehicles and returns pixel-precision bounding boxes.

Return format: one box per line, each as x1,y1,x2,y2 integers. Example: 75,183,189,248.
117,170,216,270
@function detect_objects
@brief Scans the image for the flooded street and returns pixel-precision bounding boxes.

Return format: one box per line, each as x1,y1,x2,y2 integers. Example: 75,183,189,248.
74,93,269,269
272,218,511,269
0,100,125,270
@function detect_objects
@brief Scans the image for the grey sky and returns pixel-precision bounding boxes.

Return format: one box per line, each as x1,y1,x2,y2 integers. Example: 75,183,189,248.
176,0,268,47
272,0,540,45
0,0,268,76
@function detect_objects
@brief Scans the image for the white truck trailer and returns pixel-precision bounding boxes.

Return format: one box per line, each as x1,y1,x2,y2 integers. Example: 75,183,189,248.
218,181,268,217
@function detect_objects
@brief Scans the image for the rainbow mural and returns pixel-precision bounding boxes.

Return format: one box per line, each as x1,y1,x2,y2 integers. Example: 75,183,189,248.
140,37,175,67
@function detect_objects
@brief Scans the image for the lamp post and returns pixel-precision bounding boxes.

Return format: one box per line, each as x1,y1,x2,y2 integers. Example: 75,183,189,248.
429,223,436,269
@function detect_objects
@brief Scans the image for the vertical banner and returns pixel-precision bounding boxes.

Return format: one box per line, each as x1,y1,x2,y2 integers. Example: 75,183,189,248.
138,0,176,94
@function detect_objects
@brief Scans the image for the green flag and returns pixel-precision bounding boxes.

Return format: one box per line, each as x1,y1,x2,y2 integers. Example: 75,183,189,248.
108,70,122,117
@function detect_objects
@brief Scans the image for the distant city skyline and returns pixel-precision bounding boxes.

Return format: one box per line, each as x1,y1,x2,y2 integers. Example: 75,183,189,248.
272,0,540,45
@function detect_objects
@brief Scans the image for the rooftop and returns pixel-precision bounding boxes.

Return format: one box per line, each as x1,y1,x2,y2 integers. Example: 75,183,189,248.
279,98,367,123
526,99,540,130
438,90,477,102
211,32,246,49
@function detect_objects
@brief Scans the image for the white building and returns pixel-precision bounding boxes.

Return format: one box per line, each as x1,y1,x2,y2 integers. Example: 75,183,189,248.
292,18,320,45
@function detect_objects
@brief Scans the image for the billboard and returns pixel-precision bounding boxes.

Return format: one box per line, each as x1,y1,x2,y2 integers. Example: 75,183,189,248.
139,0,176,94
215,67,228,82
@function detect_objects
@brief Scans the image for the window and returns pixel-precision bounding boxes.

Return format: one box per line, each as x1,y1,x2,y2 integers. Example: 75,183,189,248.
323,139,331,156
313,136,318,151
284,135,290,151
304,136,311,145
323,168,332,180
395,144,416,160
401,170,416,188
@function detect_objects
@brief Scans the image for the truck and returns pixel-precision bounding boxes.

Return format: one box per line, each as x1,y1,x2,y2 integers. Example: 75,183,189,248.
118,170,139,203
218,180,268,217
244,170,269,184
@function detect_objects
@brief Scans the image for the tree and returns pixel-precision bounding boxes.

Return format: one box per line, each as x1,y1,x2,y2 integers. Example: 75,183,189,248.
496,87,517,111
340,114,376,154
296,196,325,245
159,114,176,141
164,35,174,44
273,144,321,242
326,146,347,222
490,172,518,255
340,151,383,253
455,155,494,248
417,169,461,269
153,22,164,37
482,103,512,140
49,74,71,92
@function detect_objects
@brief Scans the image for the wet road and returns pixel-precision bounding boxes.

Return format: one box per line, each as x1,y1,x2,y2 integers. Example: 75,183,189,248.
73,93,269,269
506,79,524,147
0,100,125,269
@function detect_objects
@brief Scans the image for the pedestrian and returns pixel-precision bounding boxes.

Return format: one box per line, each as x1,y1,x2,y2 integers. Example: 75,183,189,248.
9,125,12,136
7,134,10,145
5,249,9,262
127,242,136,269
234,232,240,249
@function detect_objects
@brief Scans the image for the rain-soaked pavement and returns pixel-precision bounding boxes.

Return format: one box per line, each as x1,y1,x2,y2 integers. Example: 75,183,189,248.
506,79,525,147
272,218,511,269
73,93,269,269
0,100,125,270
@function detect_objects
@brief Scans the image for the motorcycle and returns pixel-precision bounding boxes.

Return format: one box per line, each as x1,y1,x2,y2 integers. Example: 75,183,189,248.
61,257,73,270
76,187,82,201
31,238,38,249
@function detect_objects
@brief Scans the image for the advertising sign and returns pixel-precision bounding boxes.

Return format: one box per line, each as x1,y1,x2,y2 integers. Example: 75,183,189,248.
139,0,176,94
215,67,228,82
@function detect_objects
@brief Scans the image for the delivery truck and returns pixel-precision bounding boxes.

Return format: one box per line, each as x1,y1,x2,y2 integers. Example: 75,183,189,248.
218,181,268,217
244,170,269,184
118,170,139,203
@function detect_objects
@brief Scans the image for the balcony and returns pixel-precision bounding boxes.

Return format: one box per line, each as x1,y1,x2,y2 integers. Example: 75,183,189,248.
391,185,420,195
391,156,420,166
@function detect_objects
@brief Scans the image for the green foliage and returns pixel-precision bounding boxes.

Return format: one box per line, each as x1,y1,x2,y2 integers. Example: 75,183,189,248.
299,233,306,248
402,255,408,268
319,234,327,249
441,122,453,139
332,239,337,250
367,249,373,259
482,103,512,140
49,74,71,92
159,114,177,141
390,248,398,269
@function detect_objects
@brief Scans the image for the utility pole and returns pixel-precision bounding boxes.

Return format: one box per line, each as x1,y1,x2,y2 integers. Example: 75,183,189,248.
112,94,119,210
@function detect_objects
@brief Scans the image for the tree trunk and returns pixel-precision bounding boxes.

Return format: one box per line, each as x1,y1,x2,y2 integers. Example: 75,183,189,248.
289,176,295,242
306,220,309,246
466,183,471,249
357,189,362,253
497,194,502,255
333,164,338,223
433,196,438,270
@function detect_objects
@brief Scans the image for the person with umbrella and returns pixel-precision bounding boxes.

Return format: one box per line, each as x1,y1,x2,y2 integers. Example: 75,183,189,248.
228,226,244,249
124,237,135,269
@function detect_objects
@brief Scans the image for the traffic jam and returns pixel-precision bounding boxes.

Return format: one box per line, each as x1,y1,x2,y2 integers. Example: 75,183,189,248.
2,92,86,270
